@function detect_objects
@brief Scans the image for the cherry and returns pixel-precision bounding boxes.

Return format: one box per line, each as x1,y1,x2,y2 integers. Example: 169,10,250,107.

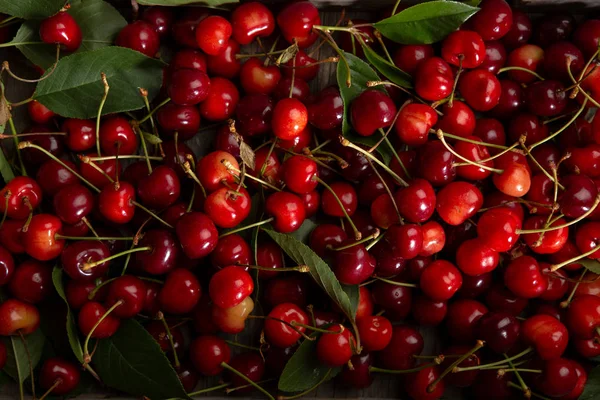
309,224,347,258
255,240,284,279
190,335,231,376
0,245,14,285
231,2,274,45
436,181,483,226
28,100,55,124
78,301,120,338
564,361,588,400
420,260,462,301
80,156,119,189
543,41,584,82
170,49,207,75
394,178,436,223
321,181,357,217
564,144,600,178
522,215,569,254
9,260,52,304
456,238,499,276
412,294,447,326
350,89,397,137
485,283,529,315
356,315,392,352
162,141,194,180
205,186,251,228
195,16,231,56
240,57,281,95
472,369,516,399
35,159,78,197
394,103,437,146
446,299,488,343
316,325,354,367
333,243,376,285
500,10,532,49
265,191,306,233
477,207,522,252
525,80,567,117
536,358,579,398
156,104,201,140
66,279,106,310
459,69,502,112
340,352,373,389
535,14,575,47
480,40,507,74
142,6,174,37
358,173,396,206
175,212,218,261
559,174,598,218
406,366,445,400
60,119,95,152
196,150,239,192
371,279,412,319
22,214,64,261
227,352,265,392
135,229,180,275
378,325,423,370
490,79,524,118
455,136,494,180
415,57,454,101
176,363,198,392
0,299,40,335
417,140,456,186
265,303,308,348
307,86,343,130
573,19,600,58
441,30,486,68
467,0,513,40
440,345,480,388
116,21,160,57
199,77,239,121
272,98,308,140
168,69,210,106
506,44,545,83
39,11,82,52
209,266,253,309
21,129,65,166
300,190,319,218
274,76,311,101
251,147,282,186
279,124,312,153
504,255,548,298
99,116,138,156
159,269,201,314
61,240,110,281
282,156,318,194
171,8,209,48
393,44,434,76
277,1,320,48
283,50,320,81
264,276,307,308
567,294,600,339
436,100,476,138
419,222,445,257
522,314,568,360
385,224,424,260
137,165,181,210
39,358,80,395
477,311,521,354
53,184,93,225
98,181,136,224
212,296,254,334
104,275,146,319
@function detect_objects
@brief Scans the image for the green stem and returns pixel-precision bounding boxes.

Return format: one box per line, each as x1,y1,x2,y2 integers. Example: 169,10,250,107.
498,66,545,80
507,382,551,400
370,362,437,374
55,235,132,241
132,200,174,229
428,340,484,392
454,347,533,372
391,0,402,14
82,246,152,271
341,138,409,186
219,217,274,238
188,382,231,396
83,300,123,363
329,229,380,251
8,118,26,177
88,277,117,300
316,177,361,240
158,312,180,368
138,97,170,124
375,277,418,288
224,340,261,352
95,73,110,156
220,362,274,400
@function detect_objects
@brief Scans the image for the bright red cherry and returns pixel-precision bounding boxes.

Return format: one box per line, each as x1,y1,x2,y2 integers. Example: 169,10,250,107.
231,2,275,45
522,314,568,360
456,238,499,276
199,77,239,121
204,186,251,229
282,155,318,194
39,11,82,52
78,301,120,338
357,315,392,352
115,21,160,57
504,256,548,298
209,266,254,309
272,98,308,140
506,44,545,83
316,325,355,367
277,1,320,48
167,69,211,106
350,89,397,137
195,16,231,55
265,191,306,233
393,44,434,76
467,0,513,40
406,366,445,400
135,229,180,276
190,335,231,376
176,212,218,260
477,207,522,252
0,176,43,220
239,57,281,95
567,294,600,339
394,103,437,146
22,214,64,261
321,181,357,218
441,30,486,68
265,303,308,348
415,57,454,101
459,69,501,112
420,260,462,301
98,182,136,224
159,269,201,314
28,100,55,124
435,181,483,226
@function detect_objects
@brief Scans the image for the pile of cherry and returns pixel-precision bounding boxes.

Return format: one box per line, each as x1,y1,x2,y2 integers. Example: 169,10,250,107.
4,0,600,399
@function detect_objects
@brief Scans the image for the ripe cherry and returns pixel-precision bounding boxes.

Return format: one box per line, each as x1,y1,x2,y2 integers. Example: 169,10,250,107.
209,266,254,309
417,140,457,186
333,243,376,285
406,366,445,400
321,181,357,217
62,118,96,152
277,1,320,48
316,325,354,367
522,314,568,360
573,19,600,58
420,260,462,301
446,299,488,343
78,301,120,338
142,6,174,37
196,150,239,192
240,57,281,95
231,2,275,45
0,299,40,335
265,303,308,348
350,90,397,137
566,294,600,339
456,238,499,276
459,69,502,112
156,104,201,140
226,352,265,392
116,21,160,57
137,165,181,209
210,234,251,270
195,16,231,55
467,0,513,41
477,207,522,252
340,352,373,389
61,240,110,281
506,44,545,83
272,98,308,140
39,11,82,52
441,30,486,68
385,224,423,260
105,275,146,319
283,50,320,81
393,44,434,76
265,191,306,233
171,8,209,48
28,100,55,124
476,311,520,353
436,181,483,226
39,358,80,395
504,255,548,298
167,69,211,106
36,159,79,197
395,103,438,146
265,276,307,308
0,245,14,285
205,186,251,228
190,335,231,376
98,182,136,224
22,214,65,261
415,57,454,101
53,184,94,225
436,100,476,138
525,80,567,117
9,260,52,304
522,216,569,254
135,229,180,275
176,212,218,260
79,156,119,189
357,315,392,352
282,155,318,194
199,77,239,121
378,326,423,370
171,49,207,74
0,176,42,219
536,358,579,398
480,40,507,73
394,178,436,223
307,87,343,130
159,269,201,314
502,10,532,49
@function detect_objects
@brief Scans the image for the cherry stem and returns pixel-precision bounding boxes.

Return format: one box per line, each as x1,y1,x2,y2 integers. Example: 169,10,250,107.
330,229,380,251
311,149,349,169
435,130,512,150
237,264,310,273
82,300,123,365
223,160,281,192
369,362,439,375
561,268,589,308
315,177,361,240
507,382,551,400
138,97,171,125
17,330,35,399
291,322,345,335
0,192,10,230
278,369,332,400
552,241,600,272
0,131,67,139
380,127,413,180
500,368,542,374
308,139,331,154
502,352,530,396
236,49,287,59
87,154,163,162
94,72,110,156
519,139,564,190
454,347,533,372
454,140,521,167
448,56,463,107
37,379,61,400
188,382,231,396
88,277,117,300
220,362,275,400
131,200,174,229
365,233,384,251
182,161,207,199
517,194,600,235
139,87,161,145
529,98,588,151
498,66,545,81
134,125,153,174
437,129,504,174
8,118,27,177
220,217,275,238
2,45,59,84
340,137,409,187
55,235,133,241
81,246,152,271
566,56,600,107
156,311,180,368
260,138,278,179
428,340,484,393
224,340,261,352
374,276,418,288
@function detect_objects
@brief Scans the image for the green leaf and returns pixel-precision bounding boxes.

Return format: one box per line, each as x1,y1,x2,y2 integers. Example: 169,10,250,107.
264,229,357,321
290,219,317,244
580,365,600,399
336,51,384,135
0,122,14,184
93,319,190,399
142,131,163,145
1,329,45,384
51,267,84,363
278,334,341,392
14,0,127,70
362,44,412,89
34,47,164,119
578,258,600,274
374,1,479,45
136,0,237,5
0,0,63,19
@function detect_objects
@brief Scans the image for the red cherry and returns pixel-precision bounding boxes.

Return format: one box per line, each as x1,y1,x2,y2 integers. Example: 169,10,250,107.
231,2,275,45
378,326,423,370
135,229,180,275
420,260,462,301
156,103,201,140
385,224,423,260
446,299,488,344
522,314,568,360
159,269,201,314
394,103,438,146
22,214,65,261
276,1,320,48
176,212,218,260
0,245,14,285
62,118,96,152
455,135,494,180
116,21,159,57
543,41,584,82
506,44,545,83
212,296,254,334
321,181,357,217
394,178,436,223
199,77,239,122
573,19,600,58
415,57,454,101
36,159,79,197
436,100,476,138
441,30,486,68
28,100,55,124
39,11,82,52
265,303,308,348
9,260,52,304
190,335,231,376
436,181,483,226
272,98,308,140
142,6,174,37
350,90,397,137
522,216,569,254
316,325,354,367
283,50,319,81
340,352,373,389
210,234,251,270
1,176,42,220
265,191,306,233
204,186,251,229
307,87,343,130
467,0,513,40
167,69,211,106
357,315,392,351
195,16,232,55
480,40,507,73
393,44,434,76
417,140,457,186
61,240,111,281
78,301,120,338
105,275,146,319
171,49,207,74
98,182,136,224
536,358,578,398
137,165,181,210
567,294,600,339
39,358,80,395
196,150,239,192
406,366,445,400
171,8,209,48
504,255,548,298
226,352,265,391
459,69,502,112
0,299,40,335
53,184,94,225
239,57,281,95
456,238,499,276
502,10,532,49
333,243,376,285
79,156,119,189
209,266,254,309
476,311,520,353
282,155,318,194
477,207,522,252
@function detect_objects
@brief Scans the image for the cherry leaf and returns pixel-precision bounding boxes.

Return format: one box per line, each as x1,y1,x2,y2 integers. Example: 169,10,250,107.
0,330,45,384
13,0,127,70
34,47,164,119
263,228,358,320
0,122,14,184
51,267,84,363
374,1,479,45
0,0,63,19
361,43,412,88
142,131,163,145
576,258,600,274
93,319,190,399
580,365,600,399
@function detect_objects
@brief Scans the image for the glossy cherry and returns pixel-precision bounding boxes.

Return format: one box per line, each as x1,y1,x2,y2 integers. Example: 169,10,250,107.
459,69,502,112
441,30,486,68
199,77,239,121
504,255,548,298
265,191,306,233
415,57,454,101
467,0,513,41
39,11,82,52
209,266,254,309
357,315,393,352
265,303,308,348
9,260,52,304
476,311,520,353
316,325,354,367
159,268,201,314
231,2,275,45
350,89,397,137
420,260,462,301
277,1,320,48
167,68,211,106
190,335,231,376
78,301,120,338
39,358,80,395
522,314,568,360
157,104,201,140
115,21,160,57
61,240,111,281
272,98,308,140
195,16,231,55
176,212,218,260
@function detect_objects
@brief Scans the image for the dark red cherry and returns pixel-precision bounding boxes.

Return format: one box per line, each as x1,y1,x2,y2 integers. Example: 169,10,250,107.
0,245,15,285
371,279,412,319
535,14,575,47
157,103,201,140
536,358,578,398
573,19,600,58
255,240,284,279
39,358,80,395
378,326,423,370
456,238,499,276
489,79,524,118
226,352,265,391
480,40,507,73
476,311,520,353
525,80,567,116
9,260,52,304
502,10,532,49
79,155,119,189
199,77,240,121
393,44,434,76
567,294,600,339
116,21,160,57
412,294,447,326
340,352,373,389
137,165,181,209
99,116,138,156
168,69,211,106
159,268,201,314
459,69,502,112
210,234,251,270
333,243,376,285
504,255,548,298
142,6,174,37
406,366,445,400
321,181,357,217
350,89,397,137
61,240,110,282
307,87,343,130
170,8,209,48
171,49,207,74
543,41,584,82
273,77,310,102
53,184,94,225
36,159,79,197
277,1,320,48
135,229,180,275
417,140,456,186
98,182,135,224
78,301,120,338
316,325,355,367
39,11,82,52
190,335,231,376
28,100,55,124
446,299,488,343
106,275,146,318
